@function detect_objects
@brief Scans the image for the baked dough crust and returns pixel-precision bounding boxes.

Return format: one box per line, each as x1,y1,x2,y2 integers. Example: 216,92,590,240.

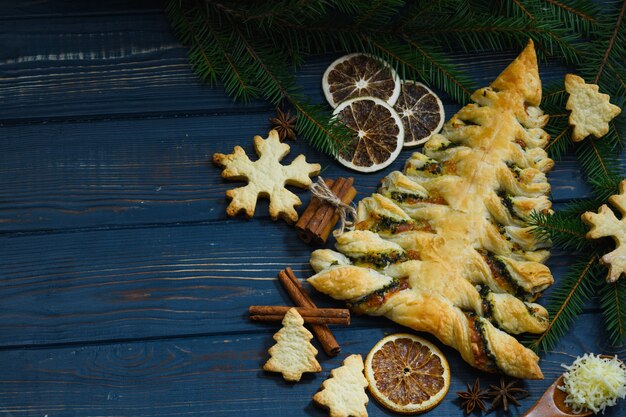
309,41,554,379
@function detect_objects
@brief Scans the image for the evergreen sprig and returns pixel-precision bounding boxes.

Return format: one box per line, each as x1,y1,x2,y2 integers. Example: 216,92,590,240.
528,199,626,350
166,0,608,155
525,256,600,353
167,0,626,350
529,210,591,252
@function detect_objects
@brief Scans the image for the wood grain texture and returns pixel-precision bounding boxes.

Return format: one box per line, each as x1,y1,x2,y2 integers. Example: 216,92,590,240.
1,1,625,416
1,4,568,123
0,115,602,233
0,320,623,417
0,220,591,348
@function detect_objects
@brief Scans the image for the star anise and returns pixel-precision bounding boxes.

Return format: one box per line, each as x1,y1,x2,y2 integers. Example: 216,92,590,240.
457,378,489,414
269,107,297,141
487,378,529,412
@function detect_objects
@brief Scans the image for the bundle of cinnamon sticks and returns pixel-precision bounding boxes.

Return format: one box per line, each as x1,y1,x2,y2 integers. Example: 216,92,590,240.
295,177,357,244
249,267,347,356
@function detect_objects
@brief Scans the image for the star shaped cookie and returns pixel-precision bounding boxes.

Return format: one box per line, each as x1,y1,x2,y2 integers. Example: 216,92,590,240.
565,74,621,142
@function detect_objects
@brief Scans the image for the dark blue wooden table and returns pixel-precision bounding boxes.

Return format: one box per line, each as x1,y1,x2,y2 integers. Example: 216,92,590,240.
1,1,624,416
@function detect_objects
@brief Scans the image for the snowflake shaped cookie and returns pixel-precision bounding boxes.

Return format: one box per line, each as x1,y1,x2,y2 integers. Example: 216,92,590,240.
582,180,626,282
213,130,320,223
565,74,622,142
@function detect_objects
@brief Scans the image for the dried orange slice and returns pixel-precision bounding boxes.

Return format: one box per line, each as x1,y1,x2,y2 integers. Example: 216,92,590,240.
394,81,445,147
323,53,401,108
365,333,450,414
333,97,404,173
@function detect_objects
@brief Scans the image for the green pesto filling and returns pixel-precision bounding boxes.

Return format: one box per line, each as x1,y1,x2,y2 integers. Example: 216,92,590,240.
506,161,522,179
524,302,544,320
369,215,414,234
497,190,524,221
474,317,499,371
434,141,460,152
422,162,442,175
350,251,408,268
389,191,425,203
347,279,401,309
484,252,530,300
479,286,494,321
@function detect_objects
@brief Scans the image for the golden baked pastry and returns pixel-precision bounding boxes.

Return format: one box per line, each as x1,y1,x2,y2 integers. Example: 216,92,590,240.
308,41,554,379
582,179,626,283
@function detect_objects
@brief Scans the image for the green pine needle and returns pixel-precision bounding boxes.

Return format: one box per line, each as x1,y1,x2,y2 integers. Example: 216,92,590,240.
597,276,626,346
165,0,608,156
525,255,600,353
529,209,592,252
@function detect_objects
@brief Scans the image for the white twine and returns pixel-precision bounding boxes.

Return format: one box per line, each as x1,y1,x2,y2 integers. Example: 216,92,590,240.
310,176,357,236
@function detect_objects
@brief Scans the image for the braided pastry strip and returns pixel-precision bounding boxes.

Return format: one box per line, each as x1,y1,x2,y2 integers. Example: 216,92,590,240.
308,41,553,379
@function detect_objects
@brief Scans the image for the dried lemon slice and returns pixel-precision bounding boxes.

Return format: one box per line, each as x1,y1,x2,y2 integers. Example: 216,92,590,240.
323,53,401,108
365,333,450,414
333,96,404,173
394,81,445,147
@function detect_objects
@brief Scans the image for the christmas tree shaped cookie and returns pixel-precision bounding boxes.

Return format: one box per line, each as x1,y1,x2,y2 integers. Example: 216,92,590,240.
263,307,321,381
565,74,622,141
313,354,369,417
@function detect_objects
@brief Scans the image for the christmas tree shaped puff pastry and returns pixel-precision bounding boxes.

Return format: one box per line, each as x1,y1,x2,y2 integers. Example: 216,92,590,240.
308,41,554,379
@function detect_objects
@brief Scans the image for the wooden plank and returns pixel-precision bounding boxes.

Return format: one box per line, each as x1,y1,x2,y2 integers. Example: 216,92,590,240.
0,317,623,417
0,7,569,122
0,218,588,347
0,10,264,121
0,114,600,233
0,0,160,17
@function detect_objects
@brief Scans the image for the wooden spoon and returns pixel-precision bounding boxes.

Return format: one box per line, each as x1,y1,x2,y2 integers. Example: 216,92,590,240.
521,375,592,417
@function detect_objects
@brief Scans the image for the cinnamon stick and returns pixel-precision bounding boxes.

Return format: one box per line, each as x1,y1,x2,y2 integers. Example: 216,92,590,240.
295,178,335,243
296,177,357,244
306,177,347,235
318,178,357,243
251,315,349,325
277,267,341,356
249,306,350,325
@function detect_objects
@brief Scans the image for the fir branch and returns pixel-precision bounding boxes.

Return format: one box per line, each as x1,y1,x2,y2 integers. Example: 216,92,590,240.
542,84,573,160
395,0,452,31
593,0,625,84
532,0,600,36
167,0,622,159
598,277,626,346
529,210,592,252
510,0,534,20
353,0,404,28
167,0,259,100
544,125,573,160
231,21,351,155
399,37,475,103
576,138,623,201
410,15,585,64
526,255,599,353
